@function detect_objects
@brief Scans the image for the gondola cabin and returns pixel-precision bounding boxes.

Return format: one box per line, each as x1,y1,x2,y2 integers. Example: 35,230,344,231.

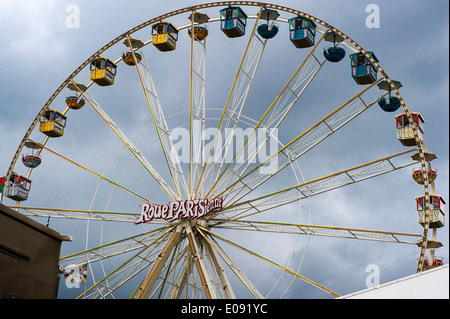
377,80,402,112
412,167,437,185
22,154,41,168
395,112,424,146
257,23,278,39
323,31,345,62
122,51,142,66
423,257,444,271
90,57,117,86
288,16,316,48
152,22,179,52
349,52,378,85
219,6,247,38
65,95,85,110
0,173,31,201
188,12,210,41
122,37,145,64
21,141,43,169
257,8,279,39
39,109,67,138
188,26,209,41
378,96,401,112
416,195,446,228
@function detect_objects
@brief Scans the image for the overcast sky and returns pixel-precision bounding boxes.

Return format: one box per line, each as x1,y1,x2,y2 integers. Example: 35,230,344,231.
0,0,448,299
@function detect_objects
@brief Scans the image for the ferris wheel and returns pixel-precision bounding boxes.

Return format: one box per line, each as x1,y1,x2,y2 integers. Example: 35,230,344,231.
1,2,445,299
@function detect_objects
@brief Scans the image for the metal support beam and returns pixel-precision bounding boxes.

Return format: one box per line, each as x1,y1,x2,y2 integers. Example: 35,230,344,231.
135,225,183,299
184,221,217,299
204,238,236,298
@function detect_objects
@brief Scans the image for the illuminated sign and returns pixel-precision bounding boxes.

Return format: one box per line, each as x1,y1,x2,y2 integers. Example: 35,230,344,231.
135,197,223,224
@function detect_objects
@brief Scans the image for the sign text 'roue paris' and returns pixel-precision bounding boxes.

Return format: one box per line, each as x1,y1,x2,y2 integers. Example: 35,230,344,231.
135,197,223,224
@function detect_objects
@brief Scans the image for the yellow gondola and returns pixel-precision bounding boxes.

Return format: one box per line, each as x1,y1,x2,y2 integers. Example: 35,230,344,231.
90,57,117,86
122,51,142,66
39,109,67,137
188,12,210,41
188,26,209,41
65,95,85,110
151,22,179,52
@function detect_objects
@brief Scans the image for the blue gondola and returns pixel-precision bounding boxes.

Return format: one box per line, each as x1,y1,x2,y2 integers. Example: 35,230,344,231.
377,80,402,112
219,6,248,38
378,96,401,112
323,31,345,62
349,51,378,85
257,8,279,39
257,24,278,39
288,16,316,48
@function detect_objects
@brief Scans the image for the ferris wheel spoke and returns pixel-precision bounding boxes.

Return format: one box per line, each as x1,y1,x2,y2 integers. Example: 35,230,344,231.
193,6,267,199
12,206,142,223
130,232,185,299
175,221,217,299
125,36,188,200
155,237,188,299
132,235,187,299
263,55,326,128
181,221,216,298
25,138,153,205
198,226,340,297
209,219,423,244
220,89,386,206
196,227,263,298
188,12,208,199
60,225,174,264
202,237,236,298
73,225,176,299
205,29,329,198
60,226,173,298
135,224,184,299
215,77,385,201
168,256,192,299
85,258,151,299
84,231,173,299
257,27,330,130
217,149,419,220
70,81,178,200
157,232,235,299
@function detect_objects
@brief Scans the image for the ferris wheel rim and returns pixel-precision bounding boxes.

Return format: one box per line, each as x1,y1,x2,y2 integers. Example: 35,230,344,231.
3,1,436,298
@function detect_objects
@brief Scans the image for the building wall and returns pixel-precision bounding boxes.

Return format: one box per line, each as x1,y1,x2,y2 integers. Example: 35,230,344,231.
0,203,71,299
340,264,449,299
